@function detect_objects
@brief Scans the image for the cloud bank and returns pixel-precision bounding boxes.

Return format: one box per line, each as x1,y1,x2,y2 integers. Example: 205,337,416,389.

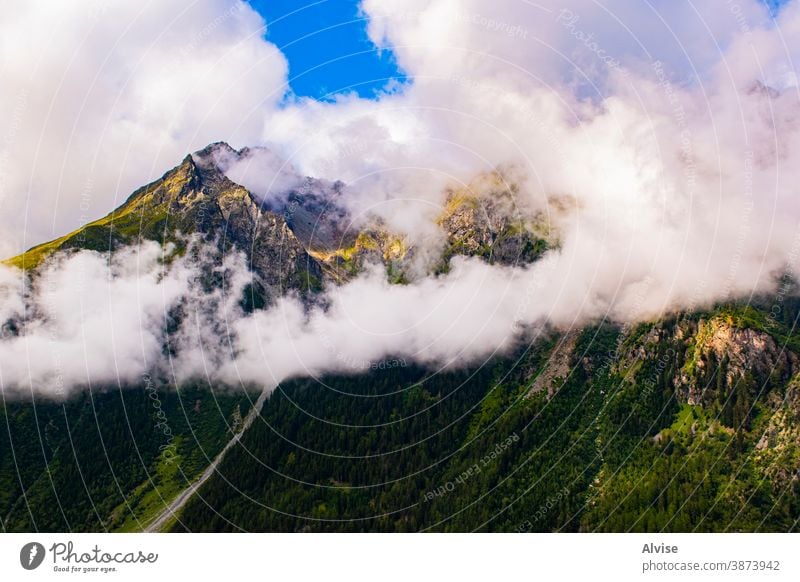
0,242,546,398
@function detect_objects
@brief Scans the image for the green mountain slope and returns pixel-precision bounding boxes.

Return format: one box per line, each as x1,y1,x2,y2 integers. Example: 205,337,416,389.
167,305,800,532
1,387,254,532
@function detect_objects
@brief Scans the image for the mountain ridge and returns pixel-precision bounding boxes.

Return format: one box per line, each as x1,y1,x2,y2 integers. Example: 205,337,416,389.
3,142,551,286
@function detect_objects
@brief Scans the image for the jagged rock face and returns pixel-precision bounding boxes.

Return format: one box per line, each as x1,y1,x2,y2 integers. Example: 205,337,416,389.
695,317,796,376
437,175,548,267
678,315,798,405
281,179,356,253
603,313,800,407
190,145,322,295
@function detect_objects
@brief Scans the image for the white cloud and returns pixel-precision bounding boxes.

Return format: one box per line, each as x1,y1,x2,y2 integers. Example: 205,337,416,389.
200,144,304,202
0,242,187,397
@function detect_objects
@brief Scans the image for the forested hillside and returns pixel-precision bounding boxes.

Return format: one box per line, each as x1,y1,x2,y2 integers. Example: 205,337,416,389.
170,302,800,532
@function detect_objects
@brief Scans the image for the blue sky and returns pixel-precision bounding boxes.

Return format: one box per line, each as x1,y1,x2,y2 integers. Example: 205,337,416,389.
247,0,405,100
248,0,791,101
765,0,789,12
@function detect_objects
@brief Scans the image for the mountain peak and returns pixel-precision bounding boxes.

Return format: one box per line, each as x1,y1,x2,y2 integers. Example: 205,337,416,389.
190,141,238,171
3,144,304,276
